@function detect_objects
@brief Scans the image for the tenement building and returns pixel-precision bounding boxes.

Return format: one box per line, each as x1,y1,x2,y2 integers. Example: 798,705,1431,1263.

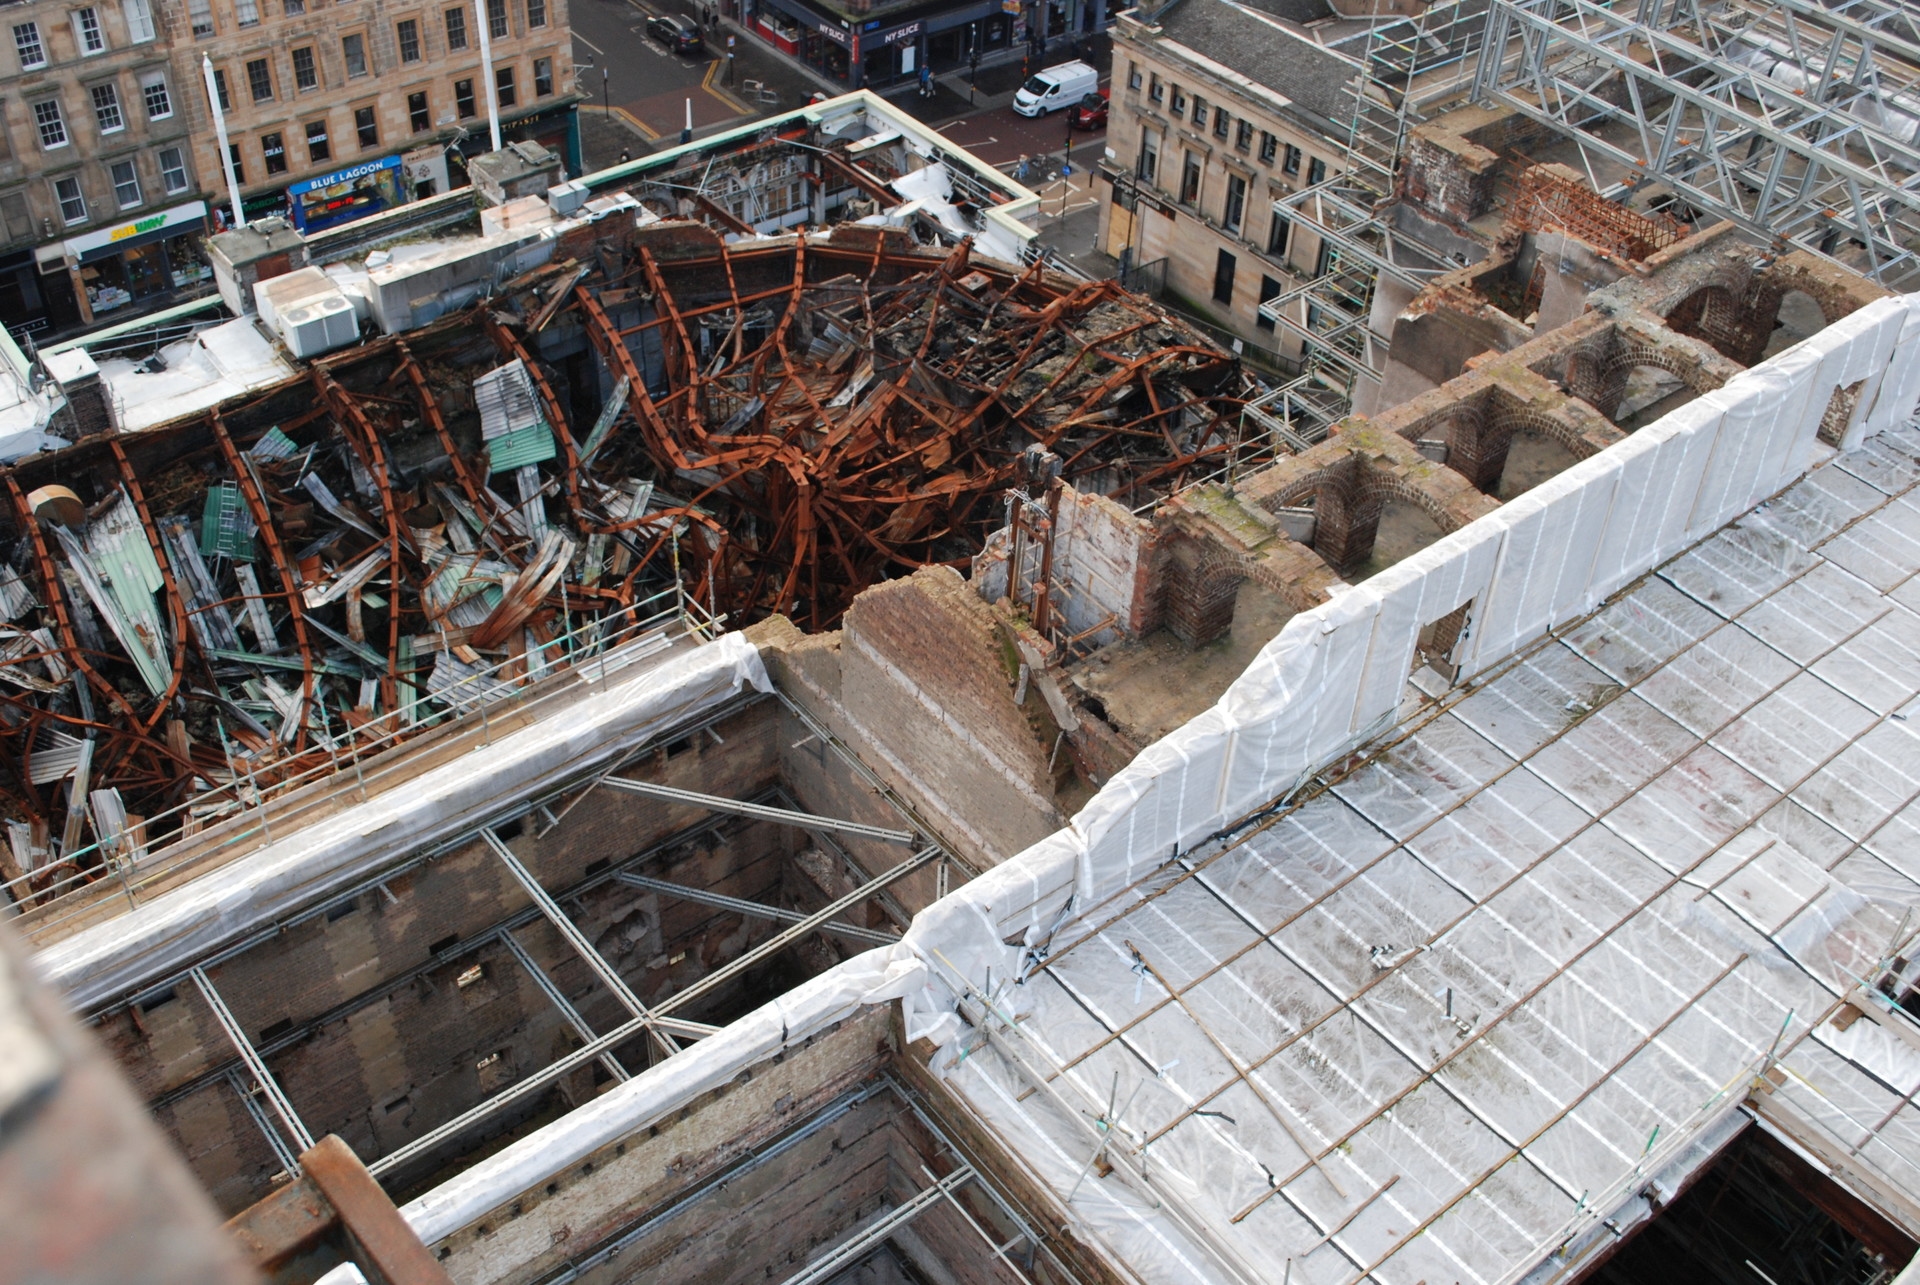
0,0,206,335
1097,0,1357,370
183,0,582,230
0,0,581,344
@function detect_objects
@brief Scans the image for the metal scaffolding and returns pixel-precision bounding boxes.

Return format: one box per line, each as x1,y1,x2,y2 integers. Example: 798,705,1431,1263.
1474,0,1920,288
1256,0,1486,437
121,696,942,1195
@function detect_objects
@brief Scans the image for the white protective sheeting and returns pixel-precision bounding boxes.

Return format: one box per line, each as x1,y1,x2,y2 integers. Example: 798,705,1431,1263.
392,296,1920,1273
878,295,1920,1285
401,942,925,1247
35,632,772,1011
909,295,1920,954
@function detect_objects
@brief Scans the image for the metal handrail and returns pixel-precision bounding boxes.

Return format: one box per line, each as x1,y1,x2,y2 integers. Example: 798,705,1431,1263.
7,586,718,925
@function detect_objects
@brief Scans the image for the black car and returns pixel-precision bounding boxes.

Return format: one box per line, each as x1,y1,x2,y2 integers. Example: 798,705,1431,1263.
647,13,704,54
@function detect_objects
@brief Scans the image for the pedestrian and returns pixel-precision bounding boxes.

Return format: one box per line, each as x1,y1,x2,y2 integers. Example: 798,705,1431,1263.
919,63,932,97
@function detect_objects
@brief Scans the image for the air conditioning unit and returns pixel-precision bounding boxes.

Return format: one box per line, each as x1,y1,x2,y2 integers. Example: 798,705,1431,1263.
547,180,588,217
313,294,359,348
280,293,358,359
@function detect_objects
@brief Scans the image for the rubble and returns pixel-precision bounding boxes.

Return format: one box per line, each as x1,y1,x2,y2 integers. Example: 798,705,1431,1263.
0,219,1257,915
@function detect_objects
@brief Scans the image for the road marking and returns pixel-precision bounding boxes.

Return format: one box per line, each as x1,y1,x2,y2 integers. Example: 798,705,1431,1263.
613,105,660,139
701,56,751,114
574,32,605,54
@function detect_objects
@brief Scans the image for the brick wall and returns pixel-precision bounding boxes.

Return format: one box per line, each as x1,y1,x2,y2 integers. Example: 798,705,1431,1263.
96,698,857,1212
755,568,1065,872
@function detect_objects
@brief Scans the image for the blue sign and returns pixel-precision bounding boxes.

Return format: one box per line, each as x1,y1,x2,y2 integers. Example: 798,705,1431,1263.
288,153,403,198
288,154,406,233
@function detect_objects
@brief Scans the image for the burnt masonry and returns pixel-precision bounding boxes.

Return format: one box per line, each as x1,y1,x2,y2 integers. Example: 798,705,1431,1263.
975,141,1893,784
0,220,1259,913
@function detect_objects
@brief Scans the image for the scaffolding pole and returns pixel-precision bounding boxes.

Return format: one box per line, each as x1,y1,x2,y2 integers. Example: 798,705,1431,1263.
1256,0,1480,435
614,872,902,946
600,775,919,846
1473,0,1920,286
191,967,316,1159
484,828,682,1058
776,1165,978,1285
497,927,631,1083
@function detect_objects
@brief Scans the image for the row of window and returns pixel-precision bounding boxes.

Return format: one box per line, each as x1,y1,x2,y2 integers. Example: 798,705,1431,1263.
12,1,156,70
46,144,193,225
201,7,548,116
12,67,174,155
184,0,543,45
1209,248,1287,337
1127,61,1330,184
218,61,552,182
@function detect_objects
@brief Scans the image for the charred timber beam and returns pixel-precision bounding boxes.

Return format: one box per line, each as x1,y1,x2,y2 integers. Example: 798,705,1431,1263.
395,343,491,521
5,475,141,728
315,373,407,717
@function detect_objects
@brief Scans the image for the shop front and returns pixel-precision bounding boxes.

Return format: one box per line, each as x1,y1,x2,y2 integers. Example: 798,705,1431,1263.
750,0,1005,87
861,19,922,87
61,200,212,324
288,156,407,235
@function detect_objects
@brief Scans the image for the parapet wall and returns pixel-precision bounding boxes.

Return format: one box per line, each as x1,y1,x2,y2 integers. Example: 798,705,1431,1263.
914,288,1920,968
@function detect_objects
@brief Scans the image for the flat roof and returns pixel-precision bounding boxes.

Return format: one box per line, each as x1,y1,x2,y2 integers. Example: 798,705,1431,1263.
932,417,1920,1283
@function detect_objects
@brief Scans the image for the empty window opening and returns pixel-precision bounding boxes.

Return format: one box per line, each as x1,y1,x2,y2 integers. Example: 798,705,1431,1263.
1414,600,1471,682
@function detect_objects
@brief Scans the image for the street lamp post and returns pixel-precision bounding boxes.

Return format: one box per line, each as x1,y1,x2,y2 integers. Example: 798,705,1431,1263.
967,24,978,105
601,66,609,116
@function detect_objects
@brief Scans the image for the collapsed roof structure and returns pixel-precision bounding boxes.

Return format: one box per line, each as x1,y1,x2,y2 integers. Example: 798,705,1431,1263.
6,40,1920,1285
0,93,1260,918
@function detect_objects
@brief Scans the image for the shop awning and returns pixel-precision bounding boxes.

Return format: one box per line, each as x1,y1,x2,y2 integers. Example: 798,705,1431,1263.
64,201,208,266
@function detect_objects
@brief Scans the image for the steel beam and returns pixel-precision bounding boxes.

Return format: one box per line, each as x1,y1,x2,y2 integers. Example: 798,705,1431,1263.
600,776,918,846
654,846,942,1018
1477,0,1920,285
365,1006,716,1180
191,967,316,1157
483,828,681,1058
497,927,630,1083
777,1165,977,1285
226,1068,302,1178
615,872,900,946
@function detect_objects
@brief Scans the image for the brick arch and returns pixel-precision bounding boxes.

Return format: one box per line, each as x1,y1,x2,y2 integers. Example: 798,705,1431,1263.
1162,536,1254,646
1665,283,1772,365
1571,342,1719,423
1357,469,1457,543
1256,457,1385,578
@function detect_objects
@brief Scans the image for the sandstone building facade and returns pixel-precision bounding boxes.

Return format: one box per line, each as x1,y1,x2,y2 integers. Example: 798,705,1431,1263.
1097,0,1355,371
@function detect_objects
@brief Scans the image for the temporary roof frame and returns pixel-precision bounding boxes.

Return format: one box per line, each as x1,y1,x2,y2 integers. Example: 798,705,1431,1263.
1473,0,1920,286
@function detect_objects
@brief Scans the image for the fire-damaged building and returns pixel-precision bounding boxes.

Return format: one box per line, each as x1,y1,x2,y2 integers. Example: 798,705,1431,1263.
2,36,1920,1285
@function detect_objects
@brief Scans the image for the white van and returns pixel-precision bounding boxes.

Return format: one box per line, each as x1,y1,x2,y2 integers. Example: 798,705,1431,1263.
1012,61,1100,117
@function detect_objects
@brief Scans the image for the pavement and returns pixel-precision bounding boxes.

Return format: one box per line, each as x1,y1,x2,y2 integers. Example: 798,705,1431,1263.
570,0,821,142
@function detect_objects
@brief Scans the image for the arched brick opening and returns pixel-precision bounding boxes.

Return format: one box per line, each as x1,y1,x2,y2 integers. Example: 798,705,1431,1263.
1359,471,1454,561
1264,459,1382,577
1568,340,1718,423
1758,288,1829,361
1666,283,1773,365
1163,538,1252,646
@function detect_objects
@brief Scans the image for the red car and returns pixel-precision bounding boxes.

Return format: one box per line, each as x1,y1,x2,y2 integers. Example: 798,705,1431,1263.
1070,88,1110,131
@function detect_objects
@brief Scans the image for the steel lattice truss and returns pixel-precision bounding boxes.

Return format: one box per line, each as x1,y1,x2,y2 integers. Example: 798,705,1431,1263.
1474,0,1920,286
